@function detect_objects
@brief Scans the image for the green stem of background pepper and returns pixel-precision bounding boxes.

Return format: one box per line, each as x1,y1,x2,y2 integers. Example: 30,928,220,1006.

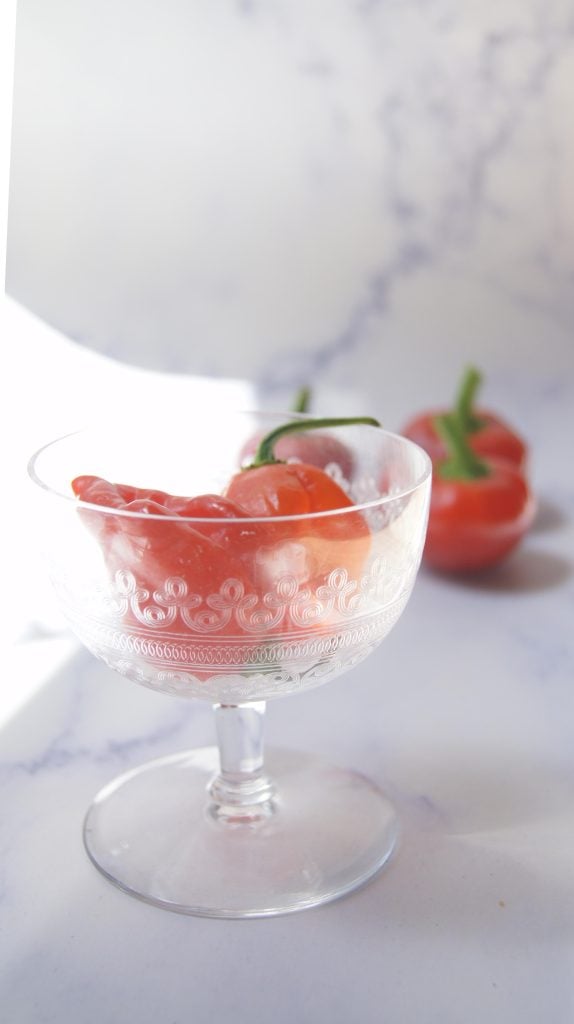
291,386,312,414
249,416,381,469
455,366,485,433
434,413,490,480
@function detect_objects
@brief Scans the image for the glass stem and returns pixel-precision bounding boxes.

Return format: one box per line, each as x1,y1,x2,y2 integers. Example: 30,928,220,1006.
209,702,276,825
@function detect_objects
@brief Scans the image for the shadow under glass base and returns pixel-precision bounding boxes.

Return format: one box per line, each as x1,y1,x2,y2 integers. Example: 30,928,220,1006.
83,747,398,918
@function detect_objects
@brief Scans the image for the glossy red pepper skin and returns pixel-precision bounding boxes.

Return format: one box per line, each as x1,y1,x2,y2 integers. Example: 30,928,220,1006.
71,476,257,598
225,462,355,516
423,458,535,573
402,410,527,471
72,461,371,602
225,461,371,582
73,476,248,519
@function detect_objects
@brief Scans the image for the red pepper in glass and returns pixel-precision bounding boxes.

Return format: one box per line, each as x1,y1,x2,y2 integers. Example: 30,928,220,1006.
238,388,356,479
226,416,377,585
72,415,379,633
71,477,259,612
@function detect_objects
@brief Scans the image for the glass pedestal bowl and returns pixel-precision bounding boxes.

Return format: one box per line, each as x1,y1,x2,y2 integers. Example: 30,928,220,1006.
28,412,430,917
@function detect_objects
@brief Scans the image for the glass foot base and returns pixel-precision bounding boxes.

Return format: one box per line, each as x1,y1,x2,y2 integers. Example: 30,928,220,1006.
83,747,398,918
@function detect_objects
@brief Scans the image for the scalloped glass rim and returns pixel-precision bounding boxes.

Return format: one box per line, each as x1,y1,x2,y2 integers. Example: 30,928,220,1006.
27,421,432,523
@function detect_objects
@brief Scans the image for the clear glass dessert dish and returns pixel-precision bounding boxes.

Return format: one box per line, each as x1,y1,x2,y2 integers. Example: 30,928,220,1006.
28,411,431,917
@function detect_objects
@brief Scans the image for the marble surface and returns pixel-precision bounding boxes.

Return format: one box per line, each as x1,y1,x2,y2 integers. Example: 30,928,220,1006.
7,0,574,422
2,298,574,1023
4,0,574,1017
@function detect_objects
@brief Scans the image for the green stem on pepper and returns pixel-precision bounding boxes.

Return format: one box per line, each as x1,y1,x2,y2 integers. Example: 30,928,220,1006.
435,413,490,481
248,416,381,469
455,366,485,433
291,387,312,414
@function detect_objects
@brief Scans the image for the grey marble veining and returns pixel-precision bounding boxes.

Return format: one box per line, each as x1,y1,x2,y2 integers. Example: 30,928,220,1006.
7,0,574,416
